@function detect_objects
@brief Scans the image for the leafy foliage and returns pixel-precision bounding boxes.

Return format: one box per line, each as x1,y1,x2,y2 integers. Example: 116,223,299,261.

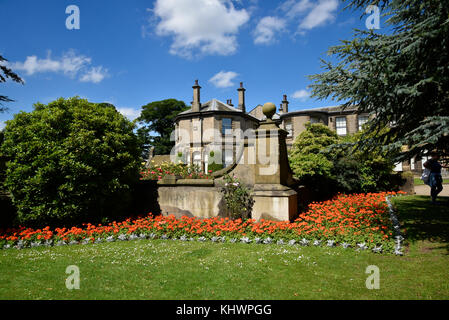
289,123,339,197
208,162,224,173
0,55,24,111
1,97,141,227
221,174,254,220
289,123,401,198
137,99,188,157
310,0,449,163
208,150,223,173
140,162,209,180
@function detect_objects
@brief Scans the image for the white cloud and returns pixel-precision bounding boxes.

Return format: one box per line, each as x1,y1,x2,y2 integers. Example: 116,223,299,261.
152,0,250,58
9,50,109,83
298,0,339,31
280,0,313,19
292,89,310,101
253,16,287,45
209,71,239,88
0,121,5,131
278,0,338,34
80,66,109,84
117,108,141,121
11,50,90,76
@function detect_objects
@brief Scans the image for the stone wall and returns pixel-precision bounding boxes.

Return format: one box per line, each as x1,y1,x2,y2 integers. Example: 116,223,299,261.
158,179,225,218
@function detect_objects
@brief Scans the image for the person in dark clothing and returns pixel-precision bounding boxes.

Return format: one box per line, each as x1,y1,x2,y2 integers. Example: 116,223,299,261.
423,152,443,204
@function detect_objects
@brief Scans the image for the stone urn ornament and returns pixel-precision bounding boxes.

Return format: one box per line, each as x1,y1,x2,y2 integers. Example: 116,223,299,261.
262,102,277,120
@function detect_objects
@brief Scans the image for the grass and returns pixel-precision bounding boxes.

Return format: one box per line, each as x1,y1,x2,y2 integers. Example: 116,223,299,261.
414,177,449,186
392,195,449,250
0,195,448,300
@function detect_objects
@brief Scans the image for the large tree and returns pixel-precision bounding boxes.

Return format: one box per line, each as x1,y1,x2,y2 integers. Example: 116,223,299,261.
0,55,24,111
310,0,449,163
137,99,188,156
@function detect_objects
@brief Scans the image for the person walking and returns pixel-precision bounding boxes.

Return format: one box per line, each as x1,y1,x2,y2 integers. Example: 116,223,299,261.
423,151,444,204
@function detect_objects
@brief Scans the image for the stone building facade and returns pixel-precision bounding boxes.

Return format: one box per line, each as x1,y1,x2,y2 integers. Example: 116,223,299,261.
173,81,259,172
248,98,369,149
174,80,425,174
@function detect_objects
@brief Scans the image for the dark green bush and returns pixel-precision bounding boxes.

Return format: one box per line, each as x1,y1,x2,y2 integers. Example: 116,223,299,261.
289,123,401,199
208,162,223,173
1,97,142,227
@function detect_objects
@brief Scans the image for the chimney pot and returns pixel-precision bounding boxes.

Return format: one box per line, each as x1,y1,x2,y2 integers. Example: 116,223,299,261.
237,82,246,113
281,94,289,113
192,80,201,112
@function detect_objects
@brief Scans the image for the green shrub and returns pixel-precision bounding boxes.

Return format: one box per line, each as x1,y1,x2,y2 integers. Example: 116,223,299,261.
220,174,254,219
289,123,401,198
208,162,223,173
1,97,141,227
289,123,339,198
207,150,223,173
141,162,209,180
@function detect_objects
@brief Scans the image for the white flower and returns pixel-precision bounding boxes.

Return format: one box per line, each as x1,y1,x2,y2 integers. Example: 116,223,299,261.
357,243,368,250
240,237,251,244
327,240,336,247
372,245,383,253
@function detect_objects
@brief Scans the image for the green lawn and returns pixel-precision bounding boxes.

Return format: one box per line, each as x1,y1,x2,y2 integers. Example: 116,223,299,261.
414,177,449,185
1,195,448,300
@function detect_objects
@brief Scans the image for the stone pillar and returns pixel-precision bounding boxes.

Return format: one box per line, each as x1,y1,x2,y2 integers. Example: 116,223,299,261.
252,102,298,222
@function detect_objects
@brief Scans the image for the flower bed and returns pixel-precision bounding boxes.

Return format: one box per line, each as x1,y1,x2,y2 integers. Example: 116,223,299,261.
0,192,404,253
140,162,210,180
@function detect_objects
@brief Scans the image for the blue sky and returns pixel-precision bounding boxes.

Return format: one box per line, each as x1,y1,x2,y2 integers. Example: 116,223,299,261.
0,0,374,128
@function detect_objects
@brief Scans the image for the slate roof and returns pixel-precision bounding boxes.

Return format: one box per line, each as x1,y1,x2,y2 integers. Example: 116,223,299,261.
179,99,359,120
179,99,244,115
283,105,359,116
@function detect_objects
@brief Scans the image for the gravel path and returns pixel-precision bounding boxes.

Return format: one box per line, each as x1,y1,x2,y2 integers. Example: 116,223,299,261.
414,184,449,197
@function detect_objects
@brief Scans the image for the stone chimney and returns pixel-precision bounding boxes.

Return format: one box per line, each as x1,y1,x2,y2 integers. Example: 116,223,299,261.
237,82,246,113
192,80,201,112
227,99,234,107
281,94,289,113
